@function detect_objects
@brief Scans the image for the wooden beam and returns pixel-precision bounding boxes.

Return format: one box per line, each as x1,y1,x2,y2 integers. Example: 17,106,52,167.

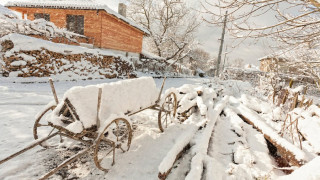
309,0,320,8
0,132,59,165
238,114,303,167
39,145,93,180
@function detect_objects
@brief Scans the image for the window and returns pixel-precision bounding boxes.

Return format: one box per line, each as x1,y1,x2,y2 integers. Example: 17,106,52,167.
66,15,84,35
34,13,50,21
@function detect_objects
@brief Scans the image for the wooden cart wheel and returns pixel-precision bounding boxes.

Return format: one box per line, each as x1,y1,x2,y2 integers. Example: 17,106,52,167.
94,118,133,172
158,92,177,132
33,105,59,148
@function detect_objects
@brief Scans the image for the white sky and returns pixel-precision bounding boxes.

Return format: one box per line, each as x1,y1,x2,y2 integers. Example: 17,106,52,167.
193,0,276,66
0,0,276,66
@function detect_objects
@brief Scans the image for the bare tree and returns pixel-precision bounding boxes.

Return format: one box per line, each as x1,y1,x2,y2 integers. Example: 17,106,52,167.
202,0,320,46
227,58,244,68
186,48,212,71
128,0,201,63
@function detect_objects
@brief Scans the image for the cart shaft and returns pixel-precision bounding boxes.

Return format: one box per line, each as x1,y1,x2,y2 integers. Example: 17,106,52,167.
39,145,93,180
0,132,59,165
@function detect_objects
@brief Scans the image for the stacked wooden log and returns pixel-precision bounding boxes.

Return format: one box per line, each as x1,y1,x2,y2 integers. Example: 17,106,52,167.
1,40,134,79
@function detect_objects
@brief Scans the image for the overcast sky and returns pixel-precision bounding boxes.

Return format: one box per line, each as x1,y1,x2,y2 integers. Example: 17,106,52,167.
0,0,276,65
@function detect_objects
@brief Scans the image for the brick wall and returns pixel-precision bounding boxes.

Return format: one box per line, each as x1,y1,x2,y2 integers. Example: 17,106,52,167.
8,7,144,53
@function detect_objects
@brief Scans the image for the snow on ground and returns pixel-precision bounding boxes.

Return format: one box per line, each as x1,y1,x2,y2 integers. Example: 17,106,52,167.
1,76,320,179
0,77,209,179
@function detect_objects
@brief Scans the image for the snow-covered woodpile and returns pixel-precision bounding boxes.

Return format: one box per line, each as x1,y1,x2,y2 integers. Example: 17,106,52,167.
155,81,320,179
0,34,134,79
0,5,83,42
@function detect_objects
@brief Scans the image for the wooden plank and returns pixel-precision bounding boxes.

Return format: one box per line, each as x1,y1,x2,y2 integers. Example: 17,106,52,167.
127,105,157,116
238,114,303,167
158,144,190,180
49,78,59,104
65,98,80,121
156,77,167,103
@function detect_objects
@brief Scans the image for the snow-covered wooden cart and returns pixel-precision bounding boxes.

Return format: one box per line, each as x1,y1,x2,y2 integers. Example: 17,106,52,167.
0,77,177,179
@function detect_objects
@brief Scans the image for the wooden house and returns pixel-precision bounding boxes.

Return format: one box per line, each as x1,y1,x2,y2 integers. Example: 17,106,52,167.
6,0,149,57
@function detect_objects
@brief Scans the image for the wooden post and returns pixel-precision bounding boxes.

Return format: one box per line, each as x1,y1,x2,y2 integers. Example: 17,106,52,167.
157,77,167,102
49,78,59,104
96,88,102,129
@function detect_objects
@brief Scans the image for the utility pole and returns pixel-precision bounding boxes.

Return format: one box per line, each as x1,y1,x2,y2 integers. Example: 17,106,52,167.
215,11,228,77
222,45,228,71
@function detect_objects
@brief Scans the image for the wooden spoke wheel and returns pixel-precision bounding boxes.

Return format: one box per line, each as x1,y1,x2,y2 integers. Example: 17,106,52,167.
94,118,133,172
158,92,177,132
33,105,59,148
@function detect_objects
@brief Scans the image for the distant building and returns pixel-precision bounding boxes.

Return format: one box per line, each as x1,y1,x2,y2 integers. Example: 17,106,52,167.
259,57,293,73
259,46,320,75
6,0,149,58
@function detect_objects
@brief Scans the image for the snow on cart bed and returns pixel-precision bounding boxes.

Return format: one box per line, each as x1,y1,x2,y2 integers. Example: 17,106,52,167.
48,77,159,133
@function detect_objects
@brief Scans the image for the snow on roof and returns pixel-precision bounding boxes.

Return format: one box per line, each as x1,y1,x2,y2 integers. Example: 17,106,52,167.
5,0,149,35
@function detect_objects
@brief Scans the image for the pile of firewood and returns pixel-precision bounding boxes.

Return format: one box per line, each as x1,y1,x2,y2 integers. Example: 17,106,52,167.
1,40,134,79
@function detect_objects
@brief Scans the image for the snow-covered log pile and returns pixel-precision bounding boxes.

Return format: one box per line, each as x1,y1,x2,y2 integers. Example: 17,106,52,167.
0,5,84,42
228,93,320,170
158,84,220,179
185,97,229,180
166,84,217,122
0,34,134,79
156,79,320,179
232,98,309,166
158,124,198,179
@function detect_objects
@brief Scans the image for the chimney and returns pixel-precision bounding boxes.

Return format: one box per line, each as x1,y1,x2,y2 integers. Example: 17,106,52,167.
118,3,127,17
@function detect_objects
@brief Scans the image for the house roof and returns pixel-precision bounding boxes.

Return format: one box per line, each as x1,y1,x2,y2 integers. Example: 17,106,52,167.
5,0,149,35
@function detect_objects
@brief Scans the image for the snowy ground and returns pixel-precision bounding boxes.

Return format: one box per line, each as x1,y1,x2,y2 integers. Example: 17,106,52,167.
0,77,209,180
1,77,319,180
